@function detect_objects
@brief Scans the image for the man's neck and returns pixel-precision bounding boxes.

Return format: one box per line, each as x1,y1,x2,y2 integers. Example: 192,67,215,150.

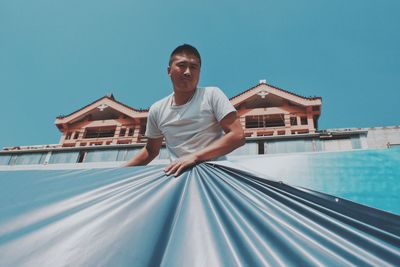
172,88,196,106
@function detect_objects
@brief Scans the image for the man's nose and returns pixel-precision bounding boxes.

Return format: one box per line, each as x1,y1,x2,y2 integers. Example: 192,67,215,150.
183,67,191,76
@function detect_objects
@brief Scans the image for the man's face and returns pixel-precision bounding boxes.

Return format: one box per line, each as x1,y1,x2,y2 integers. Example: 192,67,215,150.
168,53,200,93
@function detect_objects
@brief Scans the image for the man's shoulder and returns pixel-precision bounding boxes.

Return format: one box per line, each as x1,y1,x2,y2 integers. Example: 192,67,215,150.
149,94,172,111
200,86,230,101
199,86,226,98
201,86,221,93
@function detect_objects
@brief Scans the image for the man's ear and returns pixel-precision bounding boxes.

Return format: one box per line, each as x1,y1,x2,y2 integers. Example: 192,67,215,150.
167,66,171,76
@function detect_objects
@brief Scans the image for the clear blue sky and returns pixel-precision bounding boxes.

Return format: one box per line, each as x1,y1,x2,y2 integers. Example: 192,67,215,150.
1,0,399,147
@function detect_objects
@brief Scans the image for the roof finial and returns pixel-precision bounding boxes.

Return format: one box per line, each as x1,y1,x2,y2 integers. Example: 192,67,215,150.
106,93,115,100
259,79,266,84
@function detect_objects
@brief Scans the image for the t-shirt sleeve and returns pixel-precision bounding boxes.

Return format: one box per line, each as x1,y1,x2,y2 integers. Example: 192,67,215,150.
210,87,237,122
145,104,164,139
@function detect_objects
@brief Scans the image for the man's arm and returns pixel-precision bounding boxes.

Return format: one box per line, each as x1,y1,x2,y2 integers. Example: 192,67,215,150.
164,112,245,176
122,137,163,167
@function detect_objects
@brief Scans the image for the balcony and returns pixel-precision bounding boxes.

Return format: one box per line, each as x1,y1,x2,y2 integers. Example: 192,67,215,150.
240,115,313,138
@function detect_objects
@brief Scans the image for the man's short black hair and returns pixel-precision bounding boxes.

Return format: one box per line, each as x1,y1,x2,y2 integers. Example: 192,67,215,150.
169,44,201,67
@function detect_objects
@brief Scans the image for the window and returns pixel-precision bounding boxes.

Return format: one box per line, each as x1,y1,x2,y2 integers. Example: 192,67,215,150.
119,128,126,137
49,151,80,164
300,117,308,125
14,153,46,165
290,117,297,126
73,132,80,139
0,155,11,165
313,139,323,151
117,149,128,161
351,136,362,149
84,127,116,138
245,116,259,128
85,149,119,162
245,115,285,128
128,128,134,136
265,115,285,127
265,139,314,154
323,138,352,151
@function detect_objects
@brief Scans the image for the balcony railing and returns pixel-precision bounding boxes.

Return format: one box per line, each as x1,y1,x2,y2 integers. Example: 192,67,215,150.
63,134,147,146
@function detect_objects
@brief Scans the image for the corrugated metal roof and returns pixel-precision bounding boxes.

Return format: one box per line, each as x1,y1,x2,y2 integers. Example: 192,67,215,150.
0,158,398,266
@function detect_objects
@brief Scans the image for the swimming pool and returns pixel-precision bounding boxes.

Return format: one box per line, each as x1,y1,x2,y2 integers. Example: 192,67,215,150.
223,147,400,214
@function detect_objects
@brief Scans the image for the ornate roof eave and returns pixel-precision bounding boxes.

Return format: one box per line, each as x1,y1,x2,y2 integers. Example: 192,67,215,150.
54,95,149,130
230,83,322,107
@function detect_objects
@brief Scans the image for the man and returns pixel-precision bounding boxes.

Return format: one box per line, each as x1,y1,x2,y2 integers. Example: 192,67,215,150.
124,44,245,176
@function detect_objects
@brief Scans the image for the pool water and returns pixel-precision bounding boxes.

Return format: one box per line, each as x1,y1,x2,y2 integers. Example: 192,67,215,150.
227,147,400,215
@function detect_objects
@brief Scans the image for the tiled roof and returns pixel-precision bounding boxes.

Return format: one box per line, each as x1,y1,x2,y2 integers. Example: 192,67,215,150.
229,82,322,101
57,82,320,119
56,95,149,119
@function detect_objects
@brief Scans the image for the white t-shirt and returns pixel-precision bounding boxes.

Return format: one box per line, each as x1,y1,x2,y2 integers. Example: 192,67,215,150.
145,87,236,160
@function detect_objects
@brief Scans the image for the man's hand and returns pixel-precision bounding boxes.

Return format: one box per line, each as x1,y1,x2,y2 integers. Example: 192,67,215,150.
164,153,199,176
164,112,245,176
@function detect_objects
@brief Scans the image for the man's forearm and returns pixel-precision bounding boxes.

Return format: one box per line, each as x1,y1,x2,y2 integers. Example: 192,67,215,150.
122,147,158,167
123,137,163,167
194,130,245,162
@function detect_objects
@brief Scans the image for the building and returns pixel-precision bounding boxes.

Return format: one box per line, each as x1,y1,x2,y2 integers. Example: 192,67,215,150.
52,81,322,147
1,81,399,167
